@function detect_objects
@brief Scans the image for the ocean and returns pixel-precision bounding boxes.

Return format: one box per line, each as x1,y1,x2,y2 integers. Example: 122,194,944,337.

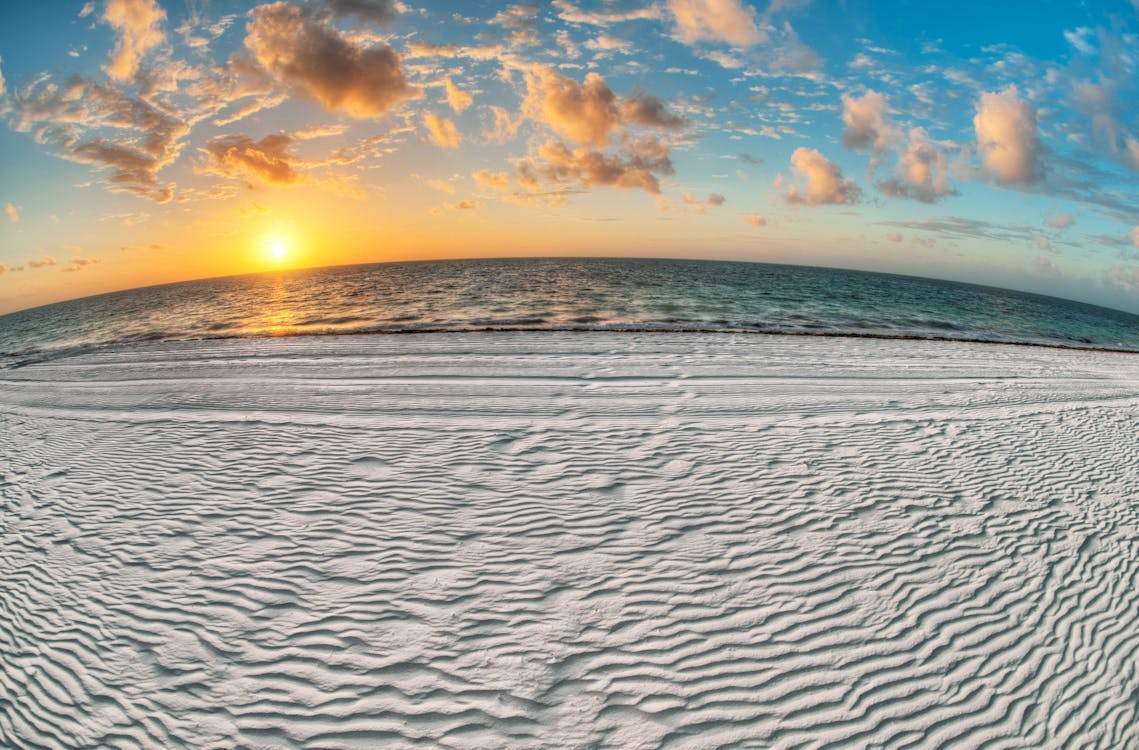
2,257,1138,363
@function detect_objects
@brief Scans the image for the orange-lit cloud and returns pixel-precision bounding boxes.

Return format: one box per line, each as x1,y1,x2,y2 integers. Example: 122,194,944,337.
522,66,684,148
245,2,419,119
443,78,473,113
473,170,511,191
202,133,302,185
423,113,461,148
516,135,674,196
782,147,862,205
103,0,167,82
669,0,763,48
523,67,623,147
5,203,18,223
28,257,58,268
974,85,1041,185
11,77,184,202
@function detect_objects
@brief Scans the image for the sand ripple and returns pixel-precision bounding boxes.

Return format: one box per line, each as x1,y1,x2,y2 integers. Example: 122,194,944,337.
2,333,1138,748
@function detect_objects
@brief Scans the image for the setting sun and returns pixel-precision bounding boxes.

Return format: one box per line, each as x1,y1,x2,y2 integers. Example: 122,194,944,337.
267,238,289,263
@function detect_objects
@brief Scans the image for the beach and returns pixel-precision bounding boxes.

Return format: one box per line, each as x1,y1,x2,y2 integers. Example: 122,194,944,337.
2,331,1138,748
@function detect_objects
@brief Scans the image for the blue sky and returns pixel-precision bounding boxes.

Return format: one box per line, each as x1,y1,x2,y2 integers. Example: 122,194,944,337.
1,0,1138,314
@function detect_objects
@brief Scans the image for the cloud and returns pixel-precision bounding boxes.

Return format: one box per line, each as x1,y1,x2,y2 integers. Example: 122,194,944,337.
1035,236,1052,250
0,56,5,97
515,135,675,196
742,213,767,226
1032,257,1061,278
444,78,473,113
887,232,903,242
10,77,185,202
201,133,302,184
669,0,763,48
522,66,684,148
64,257,100,272
102,0,167,82
1106,263,1139,292
877,128,955,203
974,85,1041,185
321,0,399,23
1132,225,1139,249
491,3,541,47
474,170,511,191
1046,213,1075,229
5,203,18,223
1127,137,1139,170
682,192,725,213
782,148,861,205
427,178,455,194
523,67,621,147
552,0,663,25
878,216,1047,245
423,113,461,149
585,35,633,54
623,92,688,130
482,106,522,143
841,90,895,153
28,257,57,269
245,2,419,119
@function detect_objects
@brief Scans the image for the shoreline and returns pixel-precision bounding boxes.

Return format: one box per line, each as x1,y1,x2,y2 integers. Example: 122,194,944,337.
5,325,1139,369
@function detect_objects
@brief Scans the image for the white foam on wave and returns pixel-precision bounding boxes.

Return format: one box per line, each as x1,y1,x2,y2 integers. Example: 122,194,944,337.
2,333,1138,748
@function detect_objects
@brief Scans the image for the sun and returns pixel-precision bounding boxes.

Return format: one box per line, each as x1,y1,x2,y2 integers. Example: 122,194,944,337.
266,238,289,263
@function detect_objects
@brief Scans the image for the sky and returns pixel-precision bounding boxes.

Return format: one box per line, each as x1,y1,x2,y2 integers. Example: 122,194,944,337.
1,0,1138,316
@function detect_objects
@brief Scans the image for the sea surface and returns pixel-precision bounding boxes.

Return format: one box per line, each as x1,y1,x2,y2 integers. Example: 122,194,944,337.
2,257,1138,363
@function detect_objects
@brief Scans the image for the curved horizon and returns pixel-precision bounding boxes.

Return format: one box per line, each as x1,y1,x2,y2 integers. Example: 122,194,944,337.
4,253,1139,320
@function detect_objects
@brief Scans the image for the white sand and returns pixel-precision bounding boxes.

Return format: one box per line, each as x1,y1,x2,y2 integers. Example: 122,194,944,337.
2,332,1138,749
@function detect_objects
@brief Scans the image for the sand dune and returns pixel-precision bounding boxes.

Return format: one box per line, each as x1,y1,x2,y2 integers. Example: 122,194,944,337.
2,333,1138,749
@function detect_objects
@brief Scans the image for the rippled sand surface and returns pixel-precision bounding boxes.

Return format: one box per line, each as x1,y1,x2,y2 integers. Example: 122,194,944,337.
2,333,1138,749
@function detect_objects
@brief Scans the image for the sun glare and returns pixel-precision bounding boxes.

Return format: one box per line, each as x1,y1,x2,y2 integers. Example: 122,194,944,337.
267,238,289,263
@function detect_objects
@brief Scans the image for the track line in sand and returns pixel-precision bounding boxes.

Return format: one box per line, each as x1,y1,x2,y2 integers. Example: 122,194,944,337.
2,333,1138,749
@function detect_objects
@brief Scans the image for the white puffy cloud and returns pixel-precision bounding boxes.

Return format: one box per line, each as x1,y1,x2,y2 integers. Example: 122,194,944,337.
841,90,895,153
103,0,167,82
245,2,419,119
973,85,1041,185
423,113,461,149
669,0,764,48
782,148,861,205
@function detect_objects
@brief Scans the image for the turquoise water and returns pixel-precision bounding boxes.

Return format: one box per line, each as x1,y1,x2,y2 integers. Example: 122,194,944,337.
2,257,1138,363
